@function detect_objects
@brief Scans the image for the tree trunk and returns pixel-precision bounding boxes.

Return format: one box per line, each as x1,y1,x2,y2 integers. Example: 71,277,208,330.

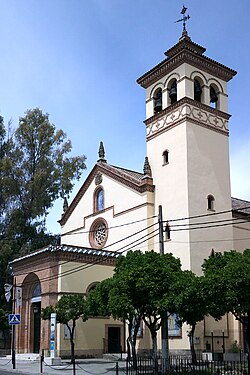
68,322,76,375
151,330,158,374
189,324,197,364
245,313,250,375
131,318,141,370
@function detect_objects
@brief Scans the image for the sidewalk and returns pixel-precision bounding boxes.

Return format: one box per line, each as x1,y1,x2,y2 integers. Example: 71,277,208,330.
0,357,125,375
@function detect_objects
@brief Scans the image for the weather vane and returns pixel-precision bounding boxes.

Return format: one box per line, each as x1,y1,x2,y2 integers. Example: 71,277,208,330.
175,5,190,34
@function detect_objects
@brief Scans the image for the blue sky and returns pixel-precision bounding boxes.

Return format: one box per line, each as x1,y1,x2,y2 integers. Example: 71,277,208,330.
0,0,249,234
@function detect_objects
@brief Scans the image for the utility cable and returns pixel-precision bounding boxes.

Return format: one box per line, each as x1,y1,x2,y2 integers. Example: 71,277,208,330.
167,206,250,223
170,219,249,231
61,214,157,237
13,221,157,277
15,228,159,286
166,216,249,228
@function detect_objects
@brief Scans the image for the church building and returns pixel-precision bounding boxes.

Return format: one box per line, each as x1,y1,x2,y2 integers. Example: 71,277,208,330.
11,22,250,358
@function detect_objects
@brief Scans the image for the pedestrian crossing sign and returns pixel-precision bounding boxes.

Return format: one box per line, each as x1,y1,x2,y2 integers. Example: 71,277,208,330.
9,314,21,325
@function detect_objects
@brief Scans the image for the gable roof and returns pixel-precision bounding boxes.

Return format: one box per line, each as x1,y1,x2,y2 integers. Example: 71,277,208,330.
59,160,154,226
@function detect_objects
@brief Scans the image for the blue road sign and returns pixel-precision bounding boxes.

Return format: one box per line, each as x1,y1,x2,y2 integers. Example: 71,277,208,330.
9,314,21,325
50,340,55,350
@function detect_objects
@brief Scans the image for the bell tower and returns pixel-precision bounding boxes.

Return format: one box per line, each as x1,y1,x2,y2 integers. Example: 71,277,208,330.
137,24,237,273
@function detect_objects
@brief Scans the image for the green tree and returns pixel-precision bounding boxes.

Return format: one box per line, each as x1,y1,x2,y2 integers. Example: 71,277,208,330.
87,276,142,367
202,249,250,357
174,271,210,363
42,294,88,375
0,107,86,280
0,308,9,349
111,251,182,364
86,278,113,317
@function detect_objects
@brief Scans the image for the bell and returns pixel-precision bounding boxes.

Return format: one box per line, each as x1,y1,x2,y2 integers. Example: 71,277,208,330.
210,87,218,103
169,82,177,103
154,98,162,113
194,79,202,101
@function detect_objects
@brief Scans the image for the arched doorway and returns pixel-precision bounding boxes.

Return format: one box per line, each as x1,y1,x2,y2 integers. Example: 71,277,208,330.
20,273,42,354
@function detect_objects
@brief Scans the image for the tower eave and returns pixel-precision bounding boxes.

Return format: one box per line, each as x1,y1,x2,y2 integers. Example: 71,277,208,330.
137,50,237,89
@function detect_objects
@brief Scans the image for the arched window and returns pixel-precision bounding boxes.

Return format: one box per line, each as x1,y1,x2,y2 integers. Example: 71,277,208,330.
32,283,41,298
207,195,215,211
86,282,99,294
169,80,177,105
194,79,202,102
95,188,104,212
210,85,218,109
153,88,162,114
163,150,169,165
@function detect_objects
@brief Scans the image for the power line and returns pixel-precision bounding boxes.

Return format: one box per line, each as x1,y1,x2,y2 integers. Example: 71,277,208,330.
61,214,157,237
14,216,250,284
60,206,250,238
42,229,159,283
170,219,249,231
167,216,249,228
13,208,250,287
15,227,159,285
13,221,157,276
167,206,250,223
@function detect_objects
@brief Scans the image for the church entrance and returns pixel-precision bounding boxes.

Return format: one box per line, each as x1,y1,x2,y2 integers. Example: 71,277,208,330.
107,327,121,353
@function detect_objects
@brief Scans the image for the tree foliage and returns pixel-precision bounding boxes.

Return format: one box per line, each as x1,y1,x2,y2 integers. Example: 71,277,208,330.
202,249,250,354
87,250,183,361
86,278,113,317
0,108,86,282
174,271,211,363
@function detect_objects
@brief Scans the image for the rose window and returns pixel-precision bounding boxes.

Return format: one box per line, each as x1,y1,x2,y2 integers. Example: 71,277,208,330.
94,223,107,246
89,219,108,249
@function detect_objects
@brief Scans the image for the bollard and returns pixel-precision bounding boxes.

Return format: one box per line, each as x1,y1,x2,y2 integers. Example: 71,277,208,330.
40,349,44,374
116,361,119,375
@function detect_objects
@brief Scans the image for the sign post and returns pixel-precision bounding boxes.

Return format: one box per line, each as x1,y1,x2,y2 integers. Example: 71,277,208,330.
50,313,56,359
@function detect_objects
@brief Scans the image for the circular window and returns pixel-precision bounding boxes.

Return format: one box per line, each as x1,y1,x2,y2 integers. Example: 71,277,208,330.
89,219,108,249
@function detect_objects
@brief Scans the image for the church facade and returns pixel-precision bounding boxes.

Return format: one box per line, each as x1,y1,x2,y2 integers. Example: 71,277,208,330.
11,29,250,357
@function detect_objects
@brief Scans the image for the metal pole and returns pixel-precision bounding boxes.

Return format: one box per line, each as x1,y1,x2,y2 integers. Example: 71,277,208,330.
222,331,225,354
158,205,170,374
12,278,16,370
40,349,44,373
211,332,214,361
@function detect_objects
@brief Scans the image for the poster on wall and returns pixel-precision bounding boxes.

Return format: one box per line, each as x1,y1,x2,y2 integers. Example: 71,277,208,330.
168,314,181,337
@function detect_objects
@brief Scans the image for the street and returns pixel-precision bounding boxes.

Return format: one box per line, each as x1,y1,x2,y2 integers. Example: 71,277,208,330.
0,358,120,375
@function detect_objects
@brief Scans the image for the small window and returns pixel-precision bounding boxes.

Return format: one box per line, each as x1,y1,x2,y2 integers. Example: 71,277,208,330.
163,150,169,165
95,188,104,212
194,79,202,102
153,88,162,114
207,195,215,211
169,80,177,105
165,222,171,241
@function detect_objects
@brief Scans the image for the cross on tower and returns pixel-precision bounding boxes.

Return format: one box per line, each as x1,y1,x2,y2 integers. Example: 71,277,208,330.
175,5,190,34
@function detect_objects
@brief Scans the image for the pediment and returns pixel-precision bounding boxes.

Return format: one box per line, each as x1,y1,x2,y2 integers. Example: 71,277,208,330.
59,161,154,226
